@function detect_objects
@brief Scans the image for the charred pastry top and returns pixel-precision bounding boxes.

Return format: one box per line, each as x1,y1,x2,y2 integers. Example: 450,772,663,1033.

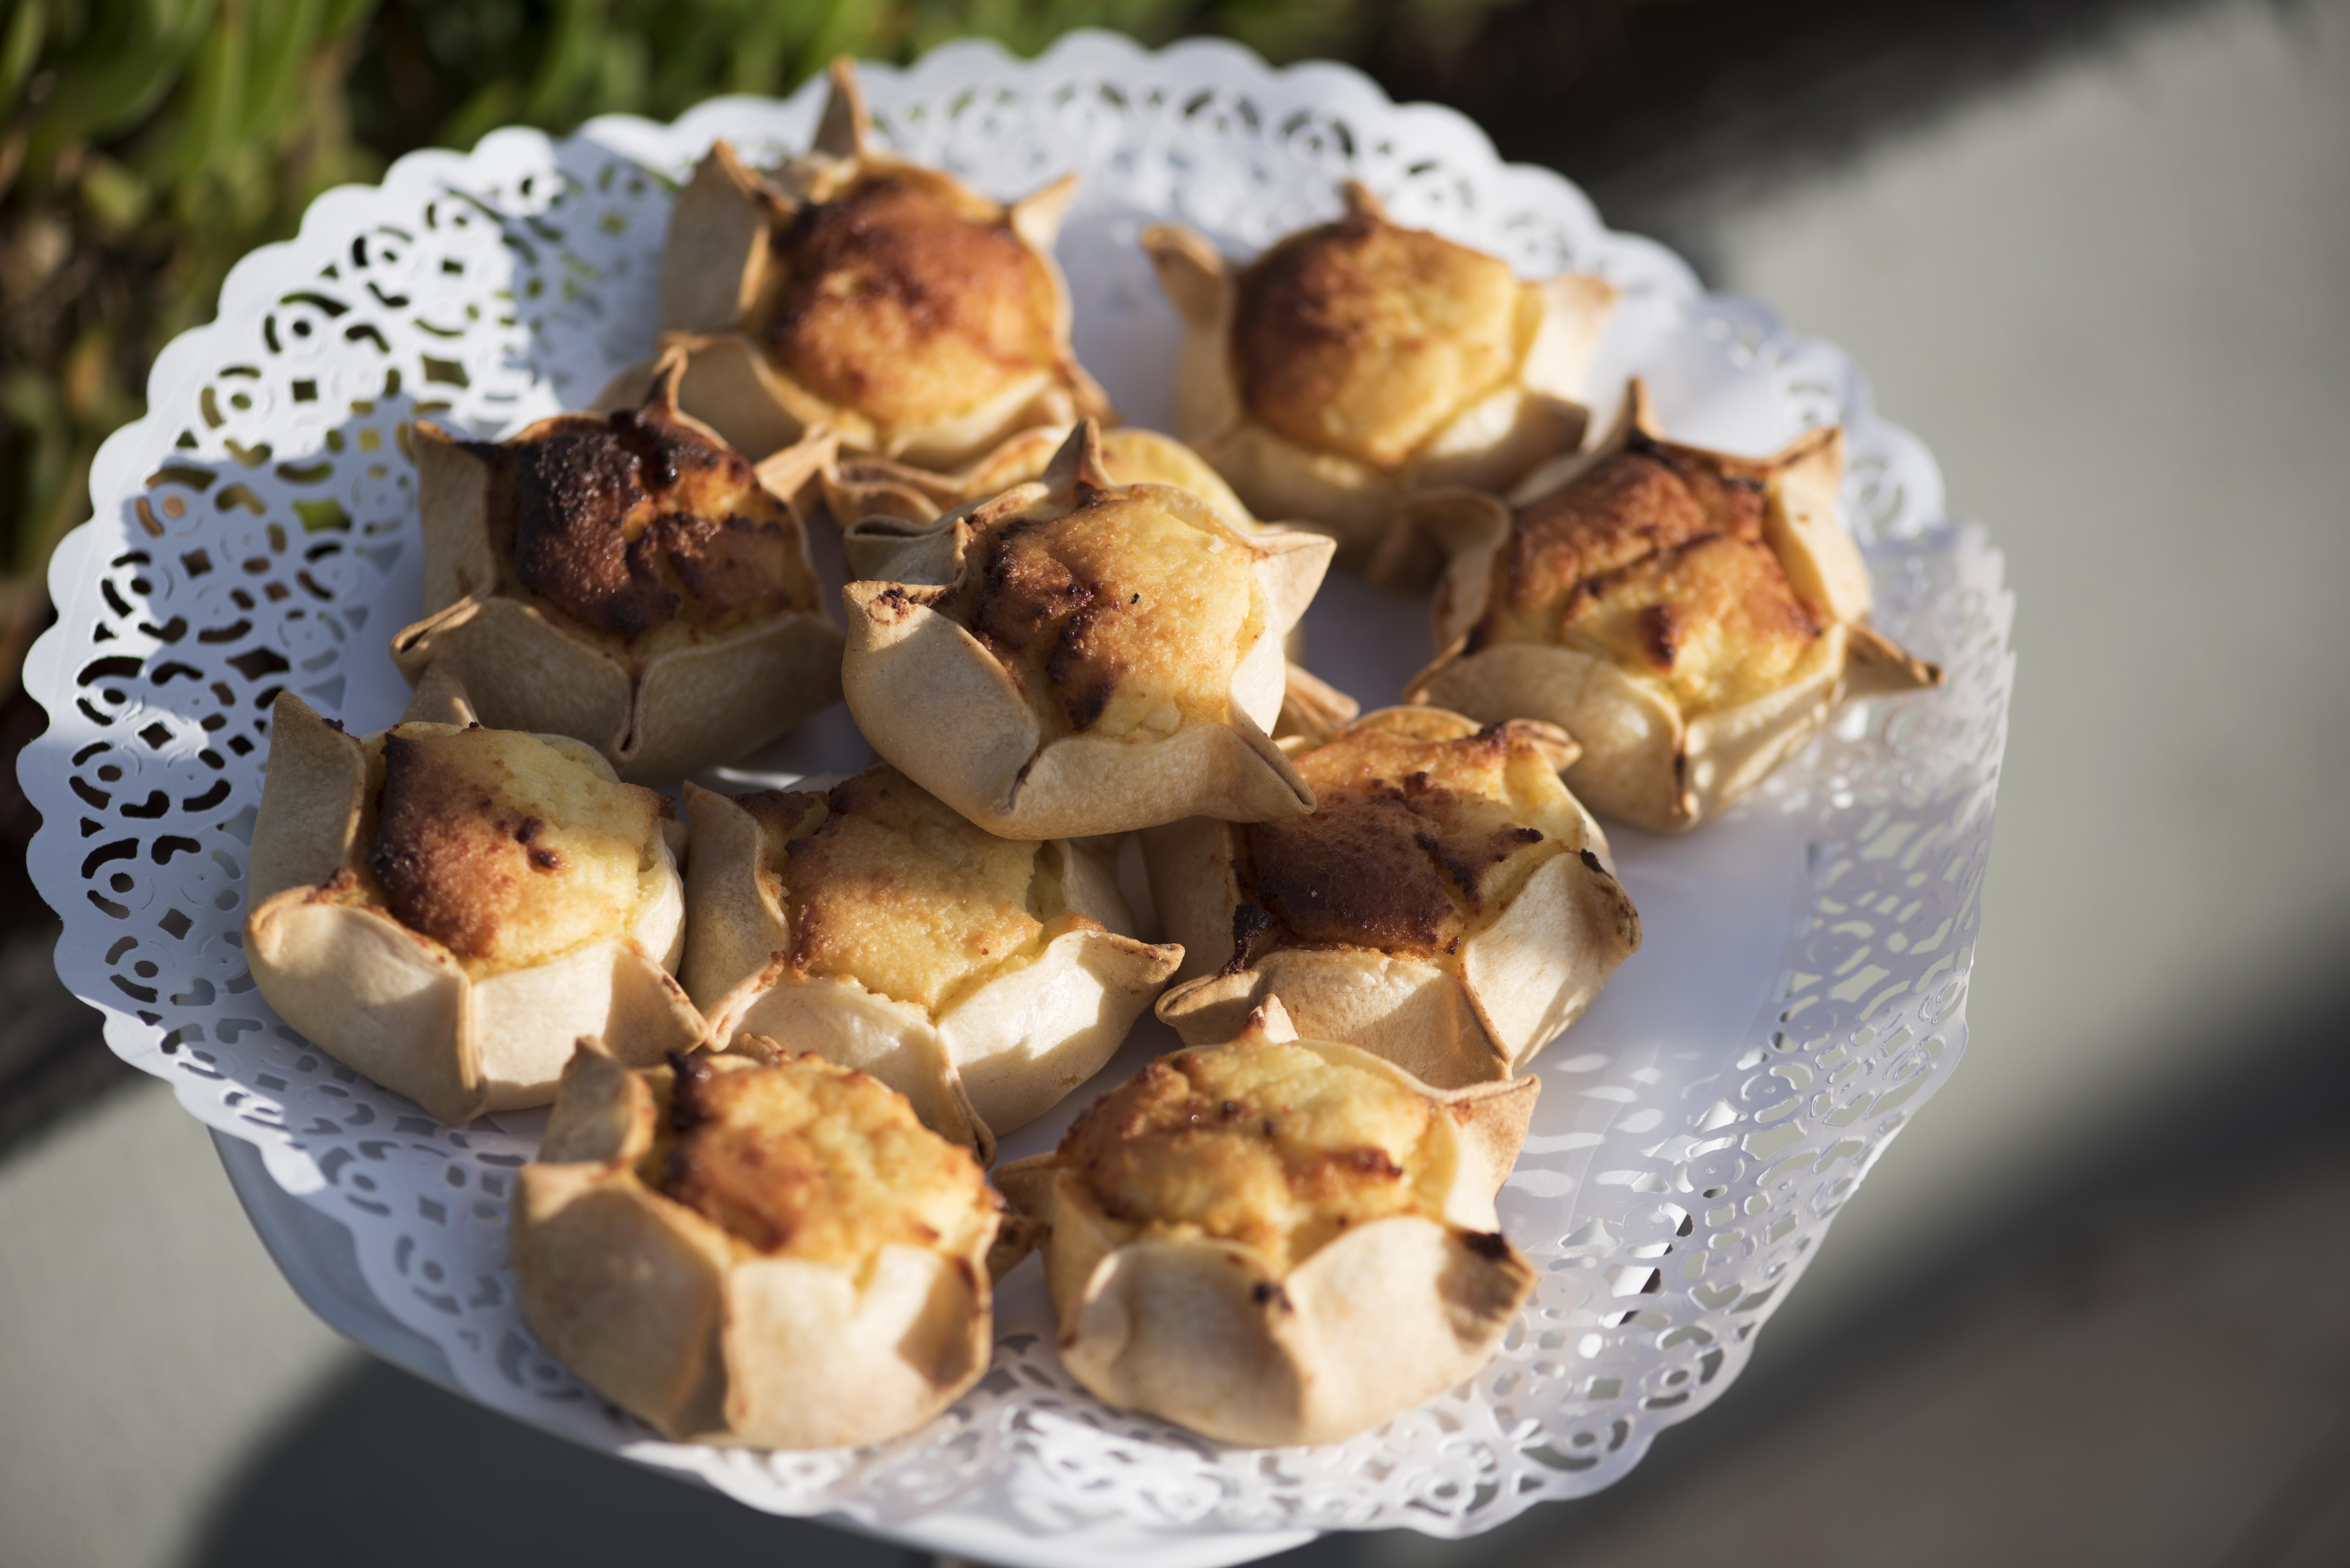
1473,435,1827,714
653,1051,992,1264
742,766,1092,1014
755,172,1063,433
1061,1038,1453,1273
1232,712,1580,966
1234,205,1530,471
481,403,817,650
945,482,1269,741
350,725,666,976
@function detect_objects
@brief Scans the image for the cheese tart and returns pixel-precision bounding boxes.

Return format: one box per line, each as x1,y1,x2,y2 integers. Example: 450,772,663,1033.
682,766,1180,1161
513,1040,998,1449
242,693,702,1125
1405,381,1943,832
839,421,1334,839
393,344,842,782
1146,707,1638,1086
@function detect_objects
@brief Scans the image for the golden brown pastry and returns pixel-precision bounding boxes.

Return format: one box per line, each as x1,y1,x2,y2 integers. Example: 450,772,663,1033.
1143,182,1618,563
994,998,1536,1446
1146,708,1638,1086
1405,382,1943,832
840,421,1334,839
609,58,1110,469
242,693,703,1125
391,346,842,782
513,1040,999,1449
680,766,1180,1160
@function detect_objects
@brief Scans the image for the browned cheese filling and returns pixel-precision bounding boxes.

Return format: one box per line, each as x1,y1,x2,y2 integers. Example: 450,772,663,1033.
348,725,663,976
759,174,1059,431
485,408,817,652
949,483,1266,742
653,1053,989,1263
1471,437,1827,715
1234,208,1529,471
1233,717,1573,967
1063,1039,1450,1274
741,767,1090,1014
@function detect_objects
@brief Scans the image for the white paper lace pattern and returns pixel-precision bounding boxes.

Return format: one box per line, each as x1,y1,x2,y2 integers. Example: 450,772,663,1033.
19,30,2010,1542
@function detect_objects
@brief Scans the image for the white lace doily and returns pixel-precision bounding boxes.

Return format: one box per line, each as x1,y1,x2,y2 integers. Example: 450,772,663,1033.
19,29,2011,1560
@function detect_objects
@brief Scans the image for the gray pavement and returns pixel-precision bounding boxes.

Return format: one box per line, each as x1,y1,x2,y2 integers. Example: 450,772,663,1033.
3,0,2346,1563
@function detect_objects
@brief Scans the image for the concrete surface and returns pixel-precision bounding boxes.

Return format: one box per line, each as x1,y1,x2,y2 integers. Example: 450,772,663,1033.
2,0,2346,1563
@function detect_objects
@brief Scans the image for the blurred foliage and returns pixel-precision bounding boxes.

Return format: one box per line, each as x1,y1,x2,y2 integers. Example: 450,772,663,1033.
0,0,1519,682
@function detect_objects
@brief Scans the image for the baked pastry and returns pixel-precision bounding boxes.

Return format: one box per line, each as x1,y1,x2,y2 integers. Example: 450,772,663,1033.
391,346,843,782
681,767,1181,1160
1146,708,1638,1086
829,423,1357,747
513,1040,999,1449
994,998,1537,1446
840,421,1334,839
611,58,1110,467
1143,182,1618,563
242,693,703,1125
1405,382,1944,833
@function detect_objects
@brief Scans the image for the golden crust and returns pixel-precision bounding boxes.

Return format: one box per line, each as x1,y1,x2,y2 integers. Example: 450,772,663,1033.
1144,184,1619,561
839,421,1333,839
625,60,1110,469
1147,708,1638,1085
1002,1000,1538,1446
367,726,660,976
658,1051,992,1264
681,771,1180,1157
825,424,1256,533
513,1041,998,1449
242,696,702,1125
392,350,843,781
1406,382,1944,832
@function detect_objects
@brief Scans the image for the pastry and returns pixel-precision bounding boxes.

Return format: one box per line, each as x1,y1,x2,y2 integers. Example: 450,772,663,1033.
1406,382,1944,832
242,693,703,1125
513,1040,999,1449
1143,181,1618,564
681,767,1181,1160
839,421,1334,839
1146,707,1638,1086
392,345,843,782
994,998,1537,1446
610,58,1110,468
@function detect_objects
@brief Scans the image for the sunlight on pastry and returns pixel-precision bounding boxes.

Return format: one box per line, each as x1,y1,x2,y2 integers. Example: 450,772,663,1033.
1148,707,1638,1084
1145,182,1618,562
513,1043,999,1449
1408,381,1942,832
683,766,1179,1159
392,347,842,781
994,999,1537,1446
242,695,702,1125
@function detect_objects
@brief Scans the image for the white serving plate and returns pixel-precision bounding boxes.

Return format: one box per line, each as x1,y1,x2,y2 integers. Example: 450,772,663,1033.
18,29,2012,1565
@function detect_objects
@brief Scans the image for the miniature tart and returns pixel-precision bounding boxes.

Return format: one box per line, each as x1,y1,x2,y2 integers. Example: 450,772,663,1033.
840,421,1334,839
242,694,702,1125
608,58,1110,469
830,424,1358,747
1146,707,1639,1086
392,345,843,782
1143,181,1618,564
1406,382,1943,833
513,1039,999,1450
994,998,1537,1447
681,765,1180,1160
